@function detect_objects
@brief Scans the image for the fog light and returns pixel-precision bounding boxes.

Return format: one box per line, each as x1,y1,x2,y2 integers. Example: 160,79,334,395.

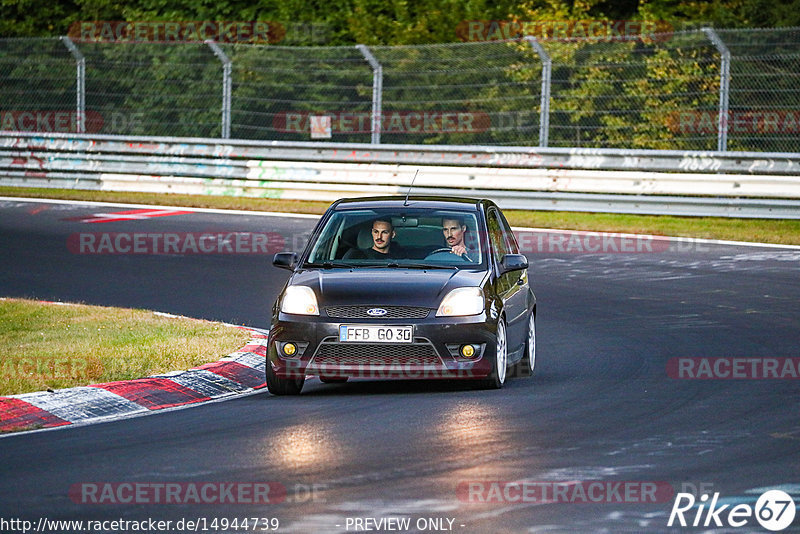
460,344,476,358
282,342,297,357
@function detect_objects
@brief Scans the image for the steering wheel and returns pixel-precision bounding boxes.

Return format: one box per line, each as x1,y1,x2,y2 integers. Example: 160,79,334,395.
424,247,472,262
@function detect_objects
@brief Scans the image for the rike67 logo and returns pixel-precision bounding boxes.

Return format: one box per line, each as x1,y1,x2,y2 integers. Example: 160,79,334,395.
668,490,796,531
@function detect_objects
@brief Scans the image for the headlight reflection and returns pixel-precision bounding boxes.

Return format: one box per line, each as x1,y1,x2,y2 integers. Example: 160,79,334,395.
269,424,337,470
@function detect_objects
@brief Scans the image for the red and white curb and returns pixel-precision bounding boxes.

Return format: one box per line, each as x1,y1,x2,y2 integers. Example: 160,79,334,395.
0,329,269,435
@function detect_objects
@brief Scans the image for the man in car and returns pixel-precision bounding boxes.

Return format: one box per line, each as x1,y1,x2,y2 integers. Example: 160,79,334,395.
344,217,402,259
441,216,475,260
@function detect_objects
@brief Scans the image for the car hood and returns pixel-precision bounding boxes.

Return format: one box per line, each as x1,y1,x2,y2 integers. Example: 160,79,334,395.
289,268,487,308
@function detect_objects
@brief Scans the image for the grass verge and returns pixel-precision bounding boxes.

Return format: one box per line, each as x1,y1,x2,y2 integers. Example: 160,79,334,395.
1,186,799,245
0,186,332,215
0,298,252,396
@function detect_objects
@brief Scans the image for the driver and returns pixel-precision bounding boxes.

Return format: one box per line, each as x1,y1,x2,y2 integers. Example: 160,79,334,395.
441,216,475,260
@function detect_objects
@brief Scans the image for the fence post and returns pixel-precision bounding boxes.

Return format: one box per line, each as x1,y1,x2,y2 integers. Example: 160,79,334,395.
702,27,731,152
205,40,232,139
524,36,551,148
356,44,383,144
60,36,85,134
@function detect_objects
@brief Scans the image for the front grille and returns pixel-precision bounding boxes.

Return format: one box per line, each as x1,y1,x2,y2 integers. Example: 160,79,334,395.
310,342,442,367
325,306,430,319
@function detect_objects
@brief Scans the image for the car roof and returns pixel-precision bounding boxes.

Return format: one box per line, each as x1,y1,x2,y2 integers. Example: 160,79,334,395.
331,196,490,211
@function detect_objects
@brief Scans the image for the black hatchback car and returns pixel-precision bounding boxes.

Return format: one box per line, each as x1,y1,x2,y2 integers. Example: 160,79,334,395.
267,196,536,394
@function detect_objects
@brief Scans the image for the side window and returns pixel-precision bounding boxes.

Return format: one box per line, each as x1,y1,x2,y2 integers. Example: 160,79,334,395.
498,210,520,254
487,209,509,260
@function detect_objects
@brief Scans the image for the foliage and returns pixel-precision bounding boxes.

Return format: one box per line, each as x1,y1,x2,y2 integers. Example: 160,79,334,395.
3,0,799,43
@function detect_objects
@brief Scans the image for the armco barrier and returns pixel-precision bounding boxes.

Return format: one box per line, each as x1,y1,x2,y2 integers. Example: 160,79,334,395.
2,132,800,218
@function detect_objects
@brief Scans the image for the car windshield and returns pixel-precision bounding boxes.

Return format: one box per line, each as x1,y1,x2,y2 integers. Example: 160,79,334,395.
304,208,485,269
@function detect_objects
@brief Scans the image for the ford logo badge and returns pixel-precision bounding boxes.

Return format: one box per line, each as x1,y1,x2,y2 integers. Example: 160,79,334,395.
367,308,388,316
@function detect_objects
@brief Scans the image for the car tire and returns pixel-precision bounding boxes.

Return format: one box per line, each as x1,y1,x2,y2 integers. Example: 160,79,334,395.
513,312,535,378
319,376,348,384
265,360,305,395
480,316,507,389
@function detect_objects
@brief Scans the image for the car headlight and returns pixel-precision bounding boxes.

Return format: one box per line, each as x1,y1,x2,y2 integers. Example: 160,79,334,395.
436,287,484,317
280,285,319,315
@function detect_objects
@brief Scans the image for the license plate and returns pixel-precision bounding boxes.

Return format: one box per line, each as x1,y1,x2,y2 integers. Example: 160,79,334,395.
339,325,413,343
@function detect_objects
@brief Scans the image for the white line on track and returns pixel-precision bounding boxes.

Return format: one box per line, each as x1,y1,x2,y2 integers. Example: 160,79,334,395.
511,226,800,250
0,196,320,220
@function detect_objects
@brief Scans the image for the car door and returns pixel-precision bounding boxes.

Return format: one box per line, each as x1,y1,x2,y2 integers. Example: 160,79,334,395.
486,207,528,358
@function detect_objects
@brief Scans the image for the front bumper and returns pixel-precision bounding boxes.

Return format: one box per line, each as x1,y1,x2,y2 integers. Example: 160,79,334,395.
267,311,497,380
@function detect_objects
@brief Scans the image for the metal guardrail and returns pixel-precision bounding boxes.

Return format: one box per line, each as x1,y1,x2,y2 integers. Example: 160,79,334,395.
4,132,800,174
2,132,800,218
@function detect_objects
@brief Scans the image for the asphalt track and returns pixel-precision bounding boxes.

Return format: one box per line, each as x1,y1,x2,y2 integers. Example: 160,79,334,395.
0,197,799,533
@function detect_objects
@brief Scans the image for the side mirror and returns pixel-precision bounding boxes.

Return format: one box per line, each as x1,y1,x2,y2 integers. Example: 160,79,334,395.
499,253,528,274
273,252,298,271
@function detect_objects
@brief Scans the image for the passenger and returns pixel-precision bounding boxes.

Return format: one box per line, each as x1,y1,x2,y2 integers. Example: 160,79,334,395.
344,218,403,259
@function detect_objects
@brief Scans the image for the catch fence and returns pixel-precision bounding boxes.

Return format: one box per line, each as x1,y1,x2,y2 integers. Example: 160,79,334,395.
1,27,798,152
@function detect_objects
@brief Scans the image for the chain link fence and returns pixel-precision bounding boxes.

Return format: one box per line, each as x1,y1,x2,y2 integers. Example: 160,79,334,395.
1,27,798,151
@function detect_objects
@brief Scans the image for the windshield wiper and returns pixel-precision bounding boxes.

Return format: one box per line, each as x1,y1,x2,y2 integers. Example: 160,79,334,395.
305,261,457,270
304,261,358,269
383,262,458,270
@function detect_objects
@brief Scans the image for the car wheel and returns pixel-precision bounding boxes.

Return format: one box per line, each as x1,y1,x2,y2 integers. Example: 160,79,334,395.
514,312,535,378
480,317,507,389
265,360,305,395
319,376,348,384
